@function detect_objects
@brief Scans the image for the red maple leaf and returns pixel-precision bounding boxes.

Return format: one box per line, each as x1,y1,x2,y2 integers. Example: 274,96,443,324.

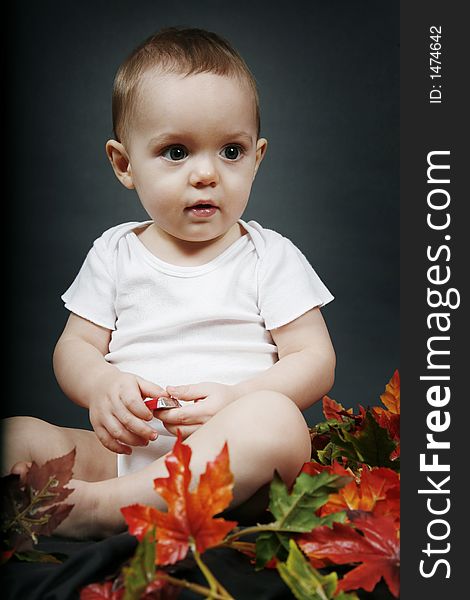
298,510,400,598
80,577,171,600
322,396,367,428
1,449,76,556
121,431,237,565
79,581,124,600
301,460,350,478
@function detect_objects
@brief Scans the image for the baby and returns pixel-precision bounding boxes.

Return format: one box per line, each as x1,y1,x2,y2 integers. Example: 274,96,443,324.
2,27,335,539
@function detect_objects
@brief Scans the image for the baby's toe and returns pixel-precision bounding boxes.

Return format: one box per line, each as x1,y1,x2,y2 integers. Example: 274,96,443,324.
10,461,33,483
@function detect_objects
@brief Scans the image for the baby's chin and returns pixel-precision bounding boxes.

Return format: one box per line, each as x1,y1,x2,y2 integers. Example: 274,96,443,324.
167,223,240,245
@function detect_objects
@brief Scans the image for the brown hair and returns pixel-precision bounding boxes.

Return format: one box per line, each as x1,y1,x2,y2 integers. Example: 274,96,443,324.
112,27,260,144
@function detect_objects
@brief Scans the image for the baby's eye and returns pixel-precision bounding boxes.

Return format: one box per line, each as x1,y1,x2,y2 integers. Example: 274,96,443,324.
162,145,188,161
221,145,243,160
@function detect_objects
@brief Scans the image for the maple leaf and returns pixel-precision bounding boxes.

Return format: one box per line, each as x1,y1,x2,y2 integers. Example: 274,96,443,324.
379,370,400,414
301,460,350,478
121,432,237,566
315,463,398,522
328,411,398,470
80,582,124,600
301,462,400,526
298,510,400,598
330,467,399,522
322,396,353,422
1,449,75,559
255,470,350,569
323,396,368,426
80,532,178,600
119,505,160,543
276,539,359,600
121,531,178,600
122,530,156,599
372,370,400,459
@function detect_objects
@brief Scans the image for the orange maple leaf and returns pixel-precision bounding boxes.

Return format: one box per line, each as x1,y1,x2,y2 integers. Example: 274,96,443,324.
301,459,351,478
322,396,352,421
301,461,400,525
324,465,399,525
379,369,400,414
322,396,368,429
121,431,237,565
372,370,400,458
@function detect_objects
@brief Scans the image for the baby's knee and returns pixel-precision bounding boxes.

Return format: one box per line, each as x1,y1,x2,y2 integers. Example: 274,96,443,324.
237,390,305,428
235,391,311,467
2,415,50,440
1,416,70,475
2,416,44,474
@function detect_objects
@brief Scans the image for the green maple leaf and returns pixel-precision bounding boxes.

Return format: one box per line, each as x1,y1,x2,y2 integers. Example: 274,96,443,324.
269,471,350,531
255,530,290,569
276,539,359,600
122,530,156,600
330,412,398,470
255,470,349,568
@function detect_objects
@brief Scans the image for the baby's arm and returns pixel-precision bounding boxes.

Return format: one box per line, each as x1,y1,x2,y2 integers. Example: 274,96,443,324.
234,307,335,410
158,307,335,436
53,313,168,454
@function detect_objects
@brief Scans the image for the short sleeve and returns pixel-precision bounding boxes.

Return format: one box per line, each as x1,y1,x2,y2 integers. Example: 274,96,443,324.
258,237,334,330
61,234,117,330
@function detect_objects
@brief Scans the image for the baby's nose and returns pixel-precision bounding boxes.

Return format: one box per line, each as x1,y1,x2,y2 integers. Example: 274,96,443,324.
189,157,219,187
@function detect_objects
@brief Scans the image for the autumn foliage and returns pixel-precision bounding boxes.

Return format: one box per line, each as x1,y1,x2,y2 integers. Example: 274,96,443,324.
116,370,400,599
1,371,400,599
1,449,76,564
121,431,237,564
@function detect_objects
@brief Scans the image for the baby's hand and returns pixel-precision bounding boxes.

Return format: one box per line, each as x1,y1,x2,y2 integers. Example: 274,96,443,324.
88,371,169,454
154,382,238,439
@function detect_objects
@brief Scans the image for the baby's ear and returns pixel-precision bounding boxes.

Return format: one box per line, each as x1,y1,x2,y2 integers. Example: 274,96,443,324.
105,140,134,189
253,137,268,179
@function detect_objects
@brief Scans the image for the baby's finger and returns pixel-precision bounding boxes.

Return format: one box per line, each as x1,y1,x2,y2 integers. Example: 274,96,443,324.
136,377,169,402
125,396,155,421
155,405,204,426
164,424,200,439
105,414,156,446
114,407,159,442
95,425,133,455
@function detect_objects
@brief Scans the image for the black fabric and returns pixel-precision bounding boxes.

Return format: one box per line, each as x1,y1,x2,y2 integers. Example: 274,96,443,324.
1,533,394,599
1,533,293,600
0,492,391,600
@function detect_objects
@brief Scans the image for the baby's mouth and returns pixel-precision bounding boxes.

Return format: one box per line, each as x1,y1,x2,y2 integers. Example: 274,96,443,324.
186,202,219,217
191,203,215,209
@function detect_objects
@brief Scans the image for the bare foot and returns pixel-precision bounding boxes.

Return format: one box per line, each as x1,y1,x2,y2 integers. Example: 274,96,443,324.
53,479,101,540
53,479,126,540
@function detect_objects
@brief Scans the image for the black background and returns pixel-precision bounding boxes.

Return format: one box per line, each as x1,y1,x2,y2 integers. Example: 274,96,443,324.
5,0,399,429
4,1,469,598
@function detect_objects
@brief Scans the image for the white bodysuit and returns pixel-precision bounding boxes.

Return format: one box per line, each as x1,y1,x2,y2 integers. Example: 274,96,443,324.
61,219,334,476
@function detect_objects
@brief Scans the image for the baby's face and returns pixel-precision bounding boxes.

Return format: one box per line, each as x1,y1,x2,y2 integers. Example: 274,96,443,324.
118,70,267,243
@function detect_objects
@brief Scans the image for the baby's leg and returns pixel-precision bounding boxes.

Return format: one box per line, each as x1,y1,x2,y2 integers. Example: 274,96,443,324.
1,416,117,482
56,391,311,539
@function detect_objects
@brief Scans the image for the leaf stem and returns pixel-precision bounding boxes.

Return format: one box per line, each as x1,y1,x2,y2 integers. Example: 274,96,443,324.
4,476,61,531
220,540,256,554
191,542,234,599
221,524,278,545
156,573,229,599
